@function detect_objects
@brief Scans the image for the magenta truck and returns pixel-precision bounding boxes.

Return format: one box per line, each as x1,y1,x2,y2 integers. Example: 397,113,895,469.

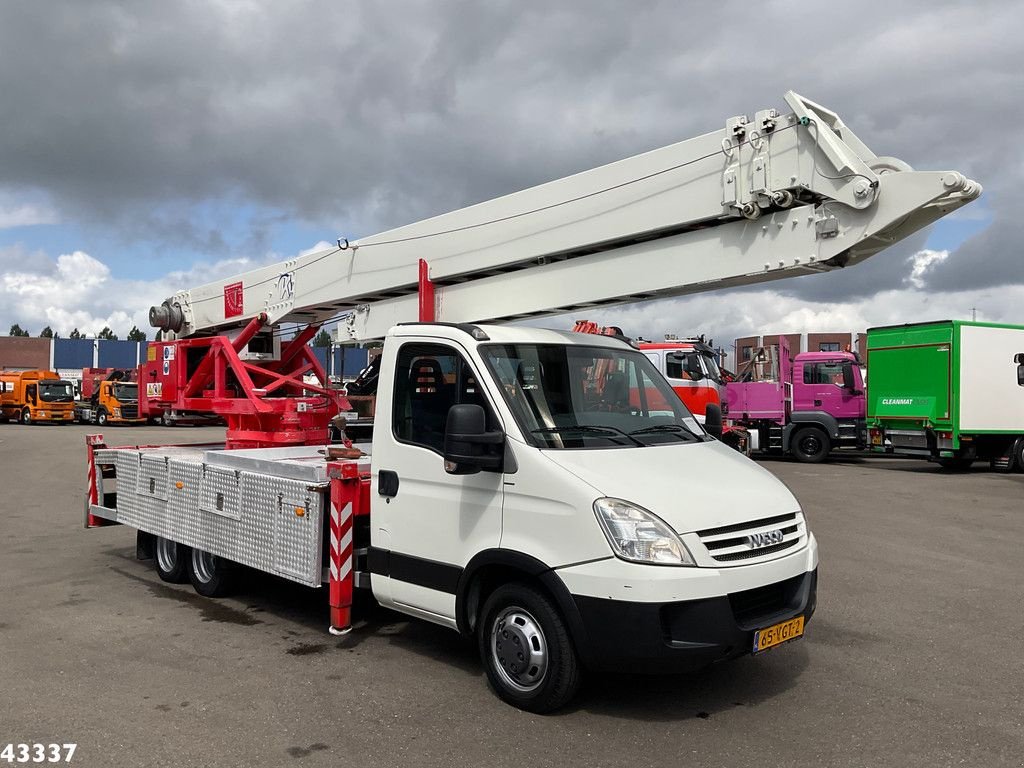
725,337,865,463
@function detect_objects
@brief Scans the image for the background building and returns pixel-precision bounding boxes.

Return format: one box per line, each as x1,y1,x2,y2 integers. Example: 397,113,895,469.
1,337,369,383
734,331,866,370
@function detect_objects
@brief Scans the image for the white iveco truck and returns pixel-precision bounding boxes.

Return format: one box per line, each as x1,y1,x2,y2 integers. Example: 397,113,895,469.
85,92,980,712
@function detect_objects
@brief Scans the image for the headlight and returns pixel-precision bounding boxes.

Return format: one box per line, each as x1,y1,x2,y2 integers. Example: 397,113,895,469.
593,497,695,566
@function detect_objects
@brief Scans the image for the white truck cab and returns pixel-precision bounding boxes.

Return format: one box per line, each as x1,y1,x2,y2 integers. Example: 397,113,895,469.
369,323,817,710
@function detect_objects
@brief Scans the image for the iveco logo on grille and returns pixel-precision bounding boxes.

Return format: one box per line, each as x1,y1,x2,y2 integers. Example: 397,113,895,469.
745,529,784,549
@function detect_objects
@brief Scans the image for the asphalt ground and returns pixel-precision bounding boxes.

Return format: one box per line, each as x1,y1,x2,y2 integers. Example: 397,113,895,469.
0,422,1021,768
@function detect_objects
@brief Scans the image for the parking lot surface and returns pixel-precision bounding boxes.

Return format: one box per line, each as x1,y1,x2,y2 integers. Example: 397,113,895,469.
0,423,1021,767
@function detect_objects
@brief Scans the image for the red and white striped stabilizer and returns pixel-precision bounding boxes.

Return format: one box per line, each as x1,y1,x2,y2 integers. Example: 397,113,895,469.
326,461,358,635
85,434,106,528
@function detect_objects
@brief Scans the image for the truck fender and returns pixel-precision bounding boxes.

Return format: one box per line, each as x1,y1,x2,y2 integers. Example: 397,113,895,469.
783,412,840,451
455,549,589,656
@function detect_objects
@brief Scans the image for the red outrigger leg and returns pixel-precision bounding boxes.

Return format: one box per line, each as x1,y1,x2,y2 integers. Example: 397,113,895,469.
326,461,370,634
84,434,117,528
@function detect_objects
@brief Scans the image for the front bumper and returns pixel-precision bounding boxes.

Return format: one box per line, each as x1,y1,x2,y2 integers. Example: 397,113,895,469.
570,568,816,673
36,411,74,421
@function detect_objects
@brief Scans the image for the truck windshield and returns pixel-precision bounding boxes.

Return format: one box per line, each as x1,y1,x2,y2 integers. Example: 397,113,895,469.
38,381,75,402
113,383,138,401
481,343,706,449
702,354,723,383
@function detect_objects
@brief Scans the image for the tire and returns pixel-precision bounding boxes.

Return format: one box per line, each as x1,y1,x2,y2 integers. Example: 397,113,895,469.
791,426,830,463
96,409,108,426
937,457,974,472
478,583,580,714
1015,438,1024,474
188,548,235,597
154,536,189,583
20,408,33,425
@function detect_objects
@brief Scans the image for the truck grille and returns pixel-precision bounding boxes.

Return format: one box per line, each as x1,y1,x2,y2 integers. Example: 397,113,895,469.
696,512,805,564
121,405,138,419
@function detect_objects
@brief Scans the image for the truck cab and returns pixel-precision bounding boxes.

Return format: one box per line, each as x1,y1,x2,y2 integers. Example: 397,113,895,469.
726,343,865,462
75,370,143,425
639,340,725,424
0,370,76,424
368,324,817,708
792,352,865,440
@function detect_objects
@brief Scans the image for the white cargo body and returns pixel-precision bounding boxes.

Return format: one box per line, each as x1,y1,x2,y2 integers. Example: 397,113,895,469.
958,324,1024,433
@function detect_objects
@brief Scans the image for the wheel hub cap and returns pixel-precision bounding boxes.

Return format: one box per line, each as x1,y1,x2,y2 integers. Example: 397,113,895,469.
192,550,216,583
490,607,547,693
156,538,177,572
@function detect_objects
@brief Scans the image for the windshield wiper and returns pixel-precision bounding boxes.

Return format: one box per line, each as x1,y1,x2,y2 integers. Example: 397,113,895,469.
628,424,701,441
531,425,645,447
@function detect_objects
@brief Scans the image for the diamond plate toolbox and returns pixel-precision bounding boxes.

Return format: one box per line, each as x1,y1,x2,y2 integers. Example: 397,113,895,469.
102,446,327,588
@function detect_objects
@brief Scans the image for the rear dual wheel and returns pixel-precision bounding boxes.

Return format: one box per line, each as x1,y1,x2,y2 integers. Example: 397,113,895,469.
154,536,189,583
188,548,236,597
154,538,234,597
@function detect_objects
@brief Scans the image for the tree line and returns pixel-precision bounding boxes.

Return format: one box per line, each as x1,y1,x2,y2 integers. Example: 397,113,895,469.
6,324,148,341
7,325,338,346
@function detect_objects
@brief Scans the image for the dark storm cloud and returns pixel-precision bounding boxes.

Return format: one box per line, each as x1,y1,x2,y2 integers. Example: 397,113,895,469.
0,0,1019,283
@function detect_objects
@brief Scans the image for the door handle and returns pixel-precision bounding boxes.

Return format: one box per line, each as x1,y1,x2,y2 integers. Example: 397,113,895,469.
378,470,400,498
814,399,822,407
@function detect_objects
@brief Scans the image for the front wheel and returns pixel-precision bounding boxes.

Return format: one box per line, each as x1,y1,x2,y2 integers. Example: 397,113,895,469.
96,409,108,426
20,408,31,425
792,426,830,463
478,583,580,714
188,548,235,597
154,536,189,583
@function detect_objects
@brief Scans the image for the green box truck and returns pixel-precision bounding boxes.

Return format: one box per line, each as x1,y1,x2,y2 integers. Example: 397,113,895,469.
866,320,1024,472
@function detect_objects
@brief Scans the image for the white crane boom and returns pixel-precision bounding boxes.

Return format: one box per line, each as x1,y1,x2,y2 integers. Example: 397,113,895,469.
149,91,980,342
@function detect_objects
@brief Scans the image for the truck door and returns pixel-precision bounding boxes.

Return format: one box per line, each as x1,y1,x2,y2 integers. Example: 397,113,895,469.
797,360,860,418
370,340,504,626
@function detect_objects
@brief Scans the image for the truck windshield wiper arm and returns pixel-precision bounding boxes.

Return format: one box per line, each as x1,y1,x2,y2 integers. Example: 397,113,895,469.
628,423,701,440
531,425,645,447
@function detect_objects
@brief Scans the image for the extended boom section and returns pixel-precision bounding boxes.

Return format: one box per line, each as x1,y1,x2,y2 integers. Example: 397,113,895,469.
150,91,979,345
146,91,979,446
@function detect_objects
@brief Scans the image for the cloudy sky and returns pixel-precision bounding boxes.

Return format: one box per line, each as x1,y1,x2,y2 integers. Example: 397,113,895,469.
1,0,1019,357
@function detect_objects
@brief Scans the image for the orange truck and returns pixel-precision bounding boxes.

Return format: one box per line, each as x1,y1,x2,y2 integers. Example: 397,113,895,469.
0,370,76,424
74,368,144,426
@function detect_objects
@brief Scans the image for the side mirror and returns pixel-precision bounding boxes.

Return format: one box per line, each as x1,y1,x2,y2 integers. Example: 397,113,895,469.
444,404,504,475
683,354,704,380
842,362,856,390
704,403,723,439
1015,354,1024,387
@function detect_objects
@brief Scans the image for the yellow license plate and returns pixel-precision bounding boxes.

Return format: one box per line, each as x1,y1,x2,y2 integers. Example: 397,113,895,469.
753,616,804,653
